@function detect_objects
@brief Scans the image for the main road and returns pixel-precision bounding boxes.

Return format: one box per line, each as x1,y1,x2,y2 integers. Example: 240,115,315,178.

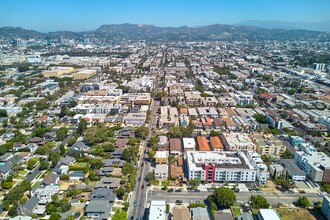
128,99,159,220
148,190,322,205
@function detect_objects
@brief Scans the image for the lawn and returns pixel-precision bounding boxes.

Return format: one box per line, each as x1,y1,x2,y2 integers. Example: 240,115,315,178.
231,207,241,216
32,181,41,190
276,208,317,220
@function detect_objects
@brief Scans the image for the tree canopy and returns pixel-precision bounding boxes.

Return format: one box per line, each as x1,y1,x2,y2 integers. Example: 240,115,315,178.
250,195,270,209
207,187,236,209
298,196,310,208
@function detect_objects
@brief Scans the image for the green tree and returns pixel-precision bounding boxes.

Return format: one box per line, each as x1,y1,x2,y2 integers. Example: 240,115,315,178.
89,158,104,169
122,162,136,175
27,158,38,170
112,210,127,220
208,187,236,209
281,150,294,159
116,187,126,200
39,159,49,170
77,119,87,135
253,114,268,123
128,137,139,146
49,152,61,167
146,172,156,184
49,213,61,220
60,144,66,156
0,109,8,117
56,127,68,141
134,126,149,139
250,195,270,209
122,146,139,162
189,179,201,190
68,137,77,146
298,196,310,208
8,204,18,217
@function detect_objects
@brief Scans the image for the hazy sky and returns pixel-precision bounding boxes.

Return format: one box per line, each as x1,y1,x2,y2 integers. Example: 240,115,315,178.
0,0,329,32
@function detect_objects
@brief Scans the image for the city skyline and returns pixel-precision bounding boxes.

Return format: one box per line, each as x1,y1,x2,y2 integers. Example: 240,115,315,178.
0,0,330,32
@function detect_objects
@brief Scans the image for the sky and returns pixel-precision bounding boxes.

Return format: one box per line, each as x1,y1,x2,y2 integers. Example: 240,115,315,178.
0,0,330,32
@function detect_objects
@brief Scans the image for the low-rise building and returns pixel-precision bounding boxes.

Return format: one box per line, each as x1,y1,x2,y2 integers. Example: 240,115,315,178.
321,196,330,220
183,138,196,152
154,164,169,179
294,151,330,182
251,133,286,157
186,151,256,183
149,200,166,220
245,151,269,184
279,159,306,181
221,133,256,151
155,151,169,164
169,138,182,156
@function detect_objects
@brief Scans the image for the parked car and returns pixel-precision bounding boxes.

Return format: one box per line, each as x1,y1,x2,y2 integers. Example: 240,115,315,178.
175,200,183,204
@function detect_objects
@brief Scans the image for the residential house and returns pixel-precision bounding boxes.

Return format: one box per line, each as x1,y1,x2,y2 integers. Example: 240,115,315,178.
173,207,191,220
13,142,26,151
94,177,121,189
154,164,169,179
157,136,169,151
19,196,40,216
169,138,182,156
0,162,13,179
41,173,58,186
155,151,169,164
191,207,210,220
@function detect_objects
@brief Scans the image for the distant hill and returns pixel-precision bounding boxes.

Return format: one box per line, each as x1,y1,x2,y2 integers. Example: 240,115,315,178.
237,20,330,32
0,23,329,42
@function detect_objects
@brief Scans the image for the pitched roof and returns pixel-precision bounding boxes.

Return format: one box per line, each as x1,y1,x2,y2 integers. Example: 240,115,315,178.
197,136,210,151
170,138,182,152
173,207,191,220
42,173,58,185
210,136,223,150
0,162,13,173
23,196,40,211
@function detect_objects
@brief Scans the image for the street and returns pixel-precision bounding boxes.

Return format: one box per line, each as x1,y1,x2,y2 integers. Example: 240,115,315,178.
147,190,322,206
128,99,159,220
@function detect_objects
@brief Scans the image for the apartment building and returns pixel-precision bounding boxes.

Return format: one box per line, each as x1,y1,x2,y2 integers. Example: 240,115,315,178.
245,151,269,184
124,113,146,126
159,106,179,128
185,91,202,106
251,133,286,157
265,109,283,130
221,133,256,151
121,93,151,105
183,138,196,152
197,107,219,118
202,97,218,107
76,95,120,105
73,69,97,80
186,151,256,183
230,91,254,106
294,151,330,183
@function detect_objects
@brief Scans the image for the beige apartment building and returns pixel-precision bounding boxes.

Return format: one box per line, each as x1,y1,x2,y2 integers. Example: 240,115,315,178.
251,133,286,157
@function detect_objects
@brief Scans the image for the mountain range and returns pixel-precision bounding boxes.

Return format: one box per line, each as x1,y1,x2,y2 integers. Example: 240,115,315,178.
0,23,329,42
237,20,330,32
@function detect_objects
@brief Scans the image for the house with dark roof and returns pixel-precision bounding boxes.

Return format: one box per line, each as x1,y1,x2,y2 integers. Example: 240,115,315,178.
94,177,121,189
0,153,13,161
44,132,56,140
13,143,26,151
71,141,89,152
41,173,58,186
18,196,40,216
0,162,13,179
191,207,210,220
91,188,116,203
85,200,111,220
169,138,182,156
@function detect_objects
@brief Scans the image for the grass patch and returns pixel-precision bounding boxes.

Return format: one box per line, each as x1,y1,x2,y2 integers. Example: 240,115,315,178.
32,181,41,190
276,207,316,220
231,207,241,217
112,207,122,212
